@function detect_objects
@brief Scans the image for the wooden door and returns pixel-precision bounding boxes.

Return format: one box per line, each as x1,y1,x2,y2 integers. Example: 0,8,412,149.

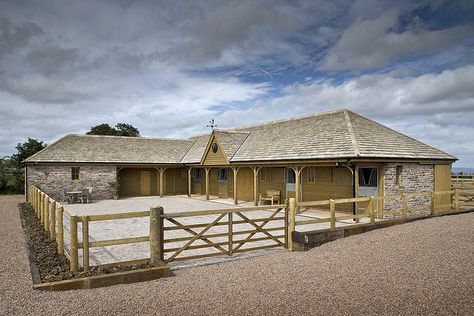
434,164,451,212
140,171,152,196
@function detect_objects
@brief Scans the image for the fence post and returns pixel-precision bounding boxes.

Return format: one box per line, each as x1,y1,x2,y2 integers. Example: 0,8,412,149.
70,216,79,273
288,198,296,251
430,191,435,215
228,212,233,256
39,192,43,221
454,189,460,210
82,216,89,271
284,199,289,249
57,206,64,255
369,196,375,224
402,193,407,220
150,206,164,264
44,196,50,232
330,199,336,229
49,201,56,239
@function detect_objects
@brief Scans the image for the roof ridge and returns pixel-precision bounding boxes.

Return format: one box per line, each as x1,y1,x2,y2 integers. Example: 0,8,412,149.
346,110,457,159
343,110,360,157
70,133,192,142
228,108,347,131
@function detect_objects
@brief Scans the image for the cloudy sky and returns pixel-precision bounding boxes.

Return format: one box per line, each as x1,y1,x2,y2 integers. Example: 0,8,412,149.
1,0,473,166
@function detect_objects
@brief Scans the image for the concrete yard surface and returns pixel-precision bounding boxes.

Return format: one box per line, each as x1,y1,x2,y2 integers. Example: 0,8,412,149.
2,195,473,315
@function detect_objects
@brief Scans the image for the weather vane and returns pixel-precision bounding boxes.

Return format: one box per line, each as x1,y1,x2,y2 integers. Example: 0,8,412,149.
207,119,217,130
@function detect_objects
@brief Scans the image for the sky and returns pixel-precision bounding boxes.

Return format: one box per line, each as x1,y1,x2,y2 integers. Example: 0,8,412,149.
0,0,473,166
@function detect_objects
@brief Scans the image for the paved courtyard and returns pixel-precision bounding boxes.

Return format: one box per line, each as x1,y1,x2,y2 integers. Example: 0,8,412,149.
62,195,373,269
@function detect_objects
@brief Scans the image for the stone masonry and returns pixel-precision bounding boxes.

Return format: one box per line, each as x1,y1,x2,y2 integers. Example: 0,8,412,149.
384,163,434,216
26,164,117,201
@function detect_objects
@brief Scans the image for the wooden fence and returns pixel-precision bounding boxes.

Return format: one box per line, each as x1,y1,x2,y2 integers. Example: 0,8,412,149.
27,185,473,272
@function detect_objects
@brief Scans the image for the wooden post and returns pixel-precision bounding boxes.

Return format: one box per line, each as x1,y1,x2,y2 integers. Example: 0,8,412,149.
150,206,164,264
57,206,64,255
70,216,79,273
330,199,336,229
288,198,296,251
159,168,165,198
252,167,259,206
82,216,89,271
228,212,233,256
294,167,302,213
44,196,50,231
187,167,192,197
205,168,210,200
39,192,43,221
430,191,435,215
454,189,460,210
377,165,384,219
402,193,407,220
284,199,289,249
49,201,56,239
232,167,239,205
369,196,375,224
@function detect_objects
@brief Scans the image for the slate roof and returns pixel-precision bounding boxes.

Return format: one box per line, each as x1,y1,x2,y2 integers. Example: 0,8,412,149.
25,109,456,164
213,131,250,161
228,109,455,162
180,135,209,164
24,134,194,164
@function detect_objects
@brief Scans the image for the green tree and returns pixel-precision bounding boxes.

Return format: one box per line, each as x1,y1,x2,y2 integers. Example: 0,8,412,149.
86,123,140,137
0,138,46,194
115,123,140,137
10,138,46,167
86,123,118,136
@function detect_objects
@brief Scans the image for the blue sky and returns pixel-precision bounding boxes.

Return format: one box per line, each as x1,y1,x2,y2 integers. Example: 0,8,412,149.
0,0,473,166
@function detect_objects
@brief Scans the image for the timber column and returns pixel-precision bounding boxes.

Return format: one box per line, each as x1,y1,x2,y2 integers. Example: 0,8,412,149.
205,168,210,200
293,167,302,212
159,167,166,197
252,167,260,206
232,167,240,205
187,167,192,197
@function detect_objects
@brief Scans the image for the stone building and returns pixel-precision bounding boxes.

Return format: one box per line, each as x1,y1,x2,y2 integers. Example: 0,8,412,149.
24,109,456,213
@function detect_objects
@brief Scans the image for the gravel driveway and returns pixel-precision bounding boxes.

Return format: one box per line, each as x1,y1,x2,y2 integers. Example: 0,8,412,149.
2,195,473,315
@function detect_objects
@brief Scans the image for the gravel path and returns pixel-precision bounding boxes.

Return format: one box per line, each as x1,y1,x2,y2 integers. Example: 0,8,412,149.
1,195,473,315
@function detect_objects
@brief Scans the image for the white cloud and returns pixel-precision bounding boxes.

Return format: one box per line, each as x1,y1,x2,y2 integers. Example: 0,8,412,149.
323,8,474,70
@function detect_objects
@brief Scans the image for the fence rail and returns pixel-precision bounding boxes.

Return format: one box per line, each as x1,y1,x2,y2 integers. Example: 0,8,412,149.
27,184,473,273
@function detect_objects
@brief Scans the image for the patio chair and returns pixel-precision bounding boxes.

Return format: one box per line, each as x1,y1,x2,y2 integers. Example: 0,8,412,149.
79,188,92,204
258,190,281,205
60,188,71,204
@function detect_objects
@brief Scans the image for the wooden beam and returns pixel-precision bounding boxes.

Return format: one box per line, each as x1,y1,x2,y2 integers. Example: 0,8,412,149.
70,216,79,273
82,216,89,271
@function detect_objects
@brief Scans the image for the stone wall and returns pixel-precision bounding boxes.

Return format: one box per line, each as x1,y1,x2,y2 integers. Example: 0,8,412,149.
384,163,434,216
26,164,117,201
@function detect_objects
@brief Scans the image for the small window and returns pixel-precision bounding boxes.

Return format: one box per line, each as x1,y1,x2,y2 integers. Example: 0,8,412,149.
259,168,267,181
218,168,228,181
396,165,403,185
307,167,316,183
71,167,80,180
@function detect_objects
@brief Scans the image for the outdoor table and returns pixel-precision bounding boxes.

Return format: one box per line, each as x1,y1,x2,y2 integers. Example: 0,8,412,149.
66,191,82,204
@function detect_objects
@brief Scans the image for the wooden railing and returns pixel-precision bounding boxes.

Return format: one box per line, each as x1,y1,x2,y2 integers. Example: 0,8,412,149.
27,185,473,272
290,189,471,239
